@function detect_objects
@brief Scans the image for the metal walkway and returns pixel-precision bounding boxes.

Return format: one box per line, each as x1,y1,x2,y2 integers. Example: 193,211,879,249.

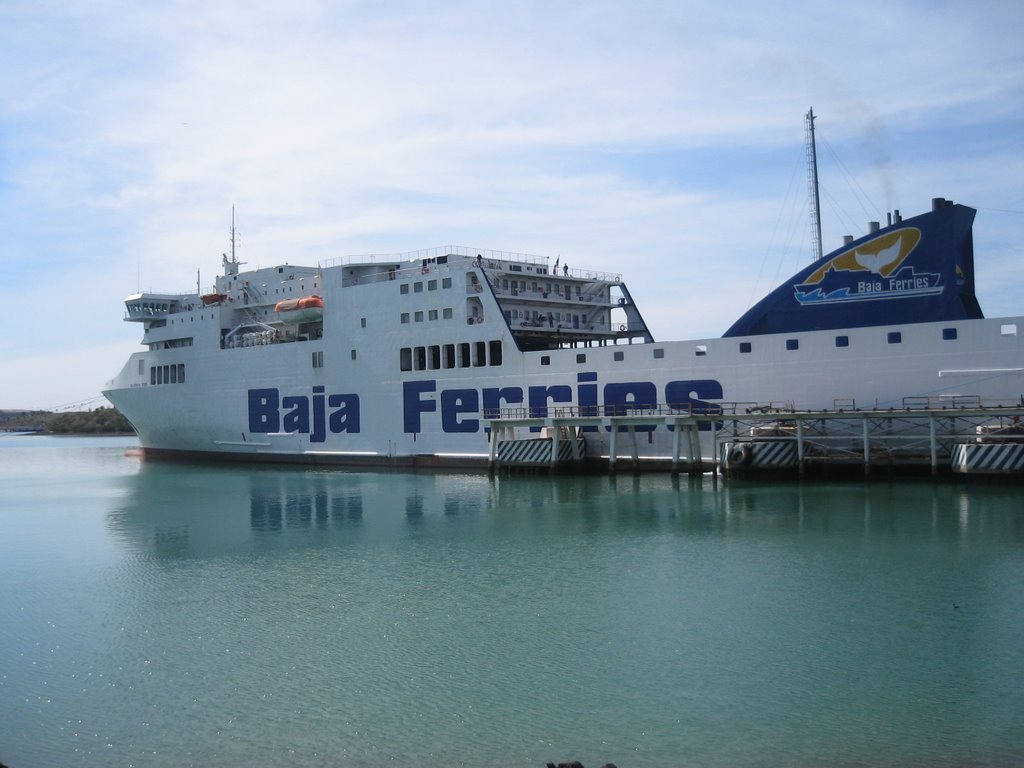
484,397,1024,477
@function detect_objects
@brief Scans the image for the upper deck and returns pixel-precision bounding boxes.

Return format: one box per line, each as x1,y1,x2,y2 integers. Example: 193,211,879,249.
123,245,654,354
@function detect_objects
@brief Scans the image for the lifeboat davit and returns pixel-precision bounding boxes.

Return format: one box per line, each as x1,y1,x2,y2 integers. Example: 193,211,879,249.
275,295,324,323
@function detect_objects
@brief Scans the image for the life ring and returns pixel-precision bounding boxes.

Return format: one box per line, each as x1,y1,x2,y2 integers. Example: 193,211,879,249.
619,324,626,332
728,443,752,467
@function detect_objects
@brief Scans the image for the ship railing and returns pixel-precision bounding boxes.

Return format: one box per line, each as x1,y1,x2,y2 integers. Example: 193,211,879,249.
325,246,622,284
323,245,549,270
489,284,615,304
484,403,726,420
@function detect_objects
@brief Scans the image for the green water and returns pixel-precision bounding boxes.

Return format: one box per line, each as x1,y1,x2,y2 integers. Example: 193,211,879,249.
1,435,1022,767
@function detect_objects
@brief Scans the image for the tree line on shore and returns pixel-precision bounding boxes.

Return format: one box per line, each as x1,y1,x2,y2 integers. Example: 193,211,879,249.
0,407,135,434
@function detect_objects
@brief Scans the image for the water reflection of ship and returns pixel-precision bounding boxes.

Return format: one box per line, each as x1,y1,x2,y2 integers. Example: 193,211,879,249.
107,463,501,558
106,462,1023,560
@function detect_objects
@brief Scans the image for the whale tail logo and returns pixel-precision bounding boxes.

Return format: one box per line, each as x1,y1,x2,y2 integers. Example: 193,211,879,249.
804,227,921,285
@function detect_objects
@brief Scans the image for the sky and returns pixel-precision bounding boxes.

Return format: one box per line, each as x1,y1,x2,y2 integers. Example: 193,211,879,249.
2,0,1024,411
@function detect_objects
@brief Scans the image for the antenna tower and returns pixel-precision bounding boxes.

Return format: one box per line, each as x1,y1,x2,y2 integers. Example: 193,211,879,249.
805,107,823,262
230,204,240,262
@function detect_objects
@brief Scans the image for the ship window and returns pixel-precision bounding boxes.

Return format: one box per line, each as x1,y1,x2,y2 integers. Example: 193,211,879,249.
312,351,324,368
428,279,437,291
444,344,456,368
401,313,410,324
653,348,665,359
361,318,367,328
138,359,144,375
835,335,849,348
694,346,706,357
459,342,471,368
351,349,357,361
489,340,502,366
541,356,551,366
443,277,452,289
400,347,412,371
150,367,156,385
1001,324,1017,336
887,331,902,344
415,347,426,370
474,341,486,367
614,351,624,361
576,353,586,364
414,282,423,293
429,345,441,369
786,339,799,351
942,327,958,340
414,311,424,322
429,309,438,321
739,342,751,353
178,364,185,383
401,284,409,295
443,307,453,319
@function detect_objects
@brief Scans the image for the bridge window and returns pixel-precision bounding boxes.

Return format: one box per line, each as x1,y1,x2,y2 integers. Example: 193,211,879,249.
739,342,751,353
887,332,902,344
400,348,412,371
459,343,471,368
489,340,502,366
942,327,958,340
835,335,849,348
786,339,799,351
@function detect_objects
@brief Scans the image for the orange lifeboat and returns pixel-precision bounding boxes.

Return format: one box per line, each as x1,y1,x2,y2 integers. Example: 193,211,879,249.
275,295,324,322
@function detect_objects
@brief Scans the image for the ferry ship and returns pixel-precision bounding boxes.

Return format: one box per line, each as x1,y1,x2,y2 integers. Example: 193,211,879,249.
104,196,1024,469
